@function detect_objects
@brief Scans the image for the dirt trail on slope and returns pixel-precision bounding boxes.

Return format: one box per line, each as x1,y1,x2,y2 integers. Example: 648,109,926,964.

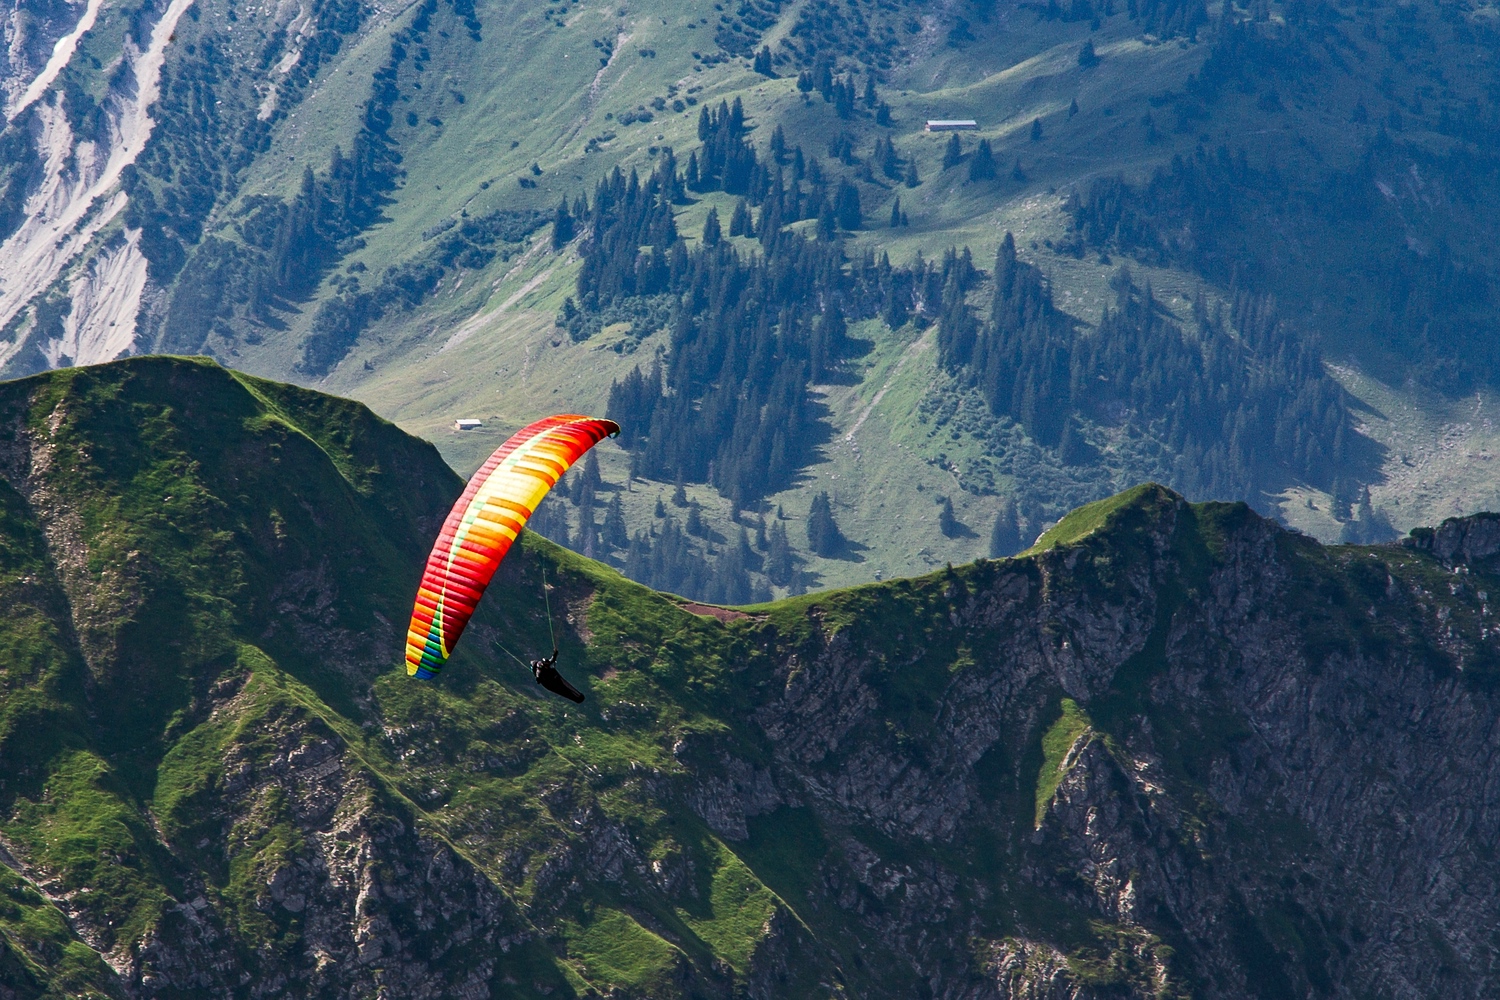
441,264,557,354
843,330,932,457
565,27,631,142
0,0,195,349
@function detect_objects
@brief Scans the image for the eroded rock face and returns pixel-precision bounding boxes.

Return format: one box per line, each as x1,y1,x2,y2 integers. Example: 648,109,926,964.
694,498,1500,999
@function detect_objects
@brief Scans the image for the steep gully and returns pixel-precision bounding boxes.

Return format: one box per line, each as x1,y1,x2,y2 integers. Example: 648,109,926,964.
0,0,194,363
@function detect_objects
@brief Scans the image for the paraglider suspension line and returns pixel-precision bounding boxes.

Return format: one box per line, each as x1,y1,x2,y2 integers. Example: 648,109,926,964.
542,566,557,651
493,638,531,670
493,565,560,671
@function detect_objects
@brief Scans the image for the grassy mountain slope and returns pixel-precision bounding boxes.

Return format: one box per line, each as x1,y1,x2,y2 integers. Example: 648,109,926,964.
3,0,1499,593
3,358,1500,997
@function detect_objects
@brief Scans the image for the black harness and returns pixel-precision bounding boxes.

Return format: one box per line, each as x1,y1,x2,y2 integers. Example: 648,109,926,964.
531,647,585,703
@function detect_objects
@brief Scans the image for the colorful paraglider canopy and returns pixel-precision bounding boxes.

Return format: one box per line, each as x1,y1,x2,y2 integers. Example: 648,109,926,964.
405,414,619,678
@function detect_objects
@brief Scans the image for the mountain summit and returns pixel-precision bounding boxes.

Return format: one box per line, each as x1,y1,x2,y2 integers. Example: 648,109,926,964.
0,357,1497,997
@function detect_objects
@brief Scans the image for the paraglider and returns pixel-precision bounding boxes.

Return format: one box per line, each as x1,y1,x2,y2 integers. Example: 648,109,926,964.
529,646,585,703
404,414,619,696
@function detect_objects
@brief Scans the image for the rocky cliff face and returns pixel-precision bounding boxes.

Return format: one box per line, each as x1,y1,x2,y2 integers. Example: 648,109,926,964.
0,358,1498,999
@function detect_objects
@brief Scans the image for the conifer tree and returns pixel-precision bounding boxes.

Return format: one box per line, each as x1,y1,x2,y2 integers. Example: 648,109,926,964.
686,500,707,537
1058,416,1089,465
575,490,598,558
625,529,652,580
817,203,838,240
834,180,862,230
729,199,754,237
702,206,722,245
969,139,997,181
765,521,793,585
1030,118,1043,141
753,46,774,76
943,133,963,170
672,474,689,507
604,494,629,549
938,496,960,537
1078,39,1099,67
529,494,570,545
890,197,903,228
580,450,602,498
714,530,754,604
552,198,574,249
904,159,921,188
834,77,856,118
807,491,845,556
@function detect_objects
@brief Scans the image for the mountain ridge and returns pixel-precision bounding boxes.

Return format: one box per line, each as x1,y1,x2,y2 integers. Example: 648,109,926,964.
5,0,1500,595
1,357,1499,997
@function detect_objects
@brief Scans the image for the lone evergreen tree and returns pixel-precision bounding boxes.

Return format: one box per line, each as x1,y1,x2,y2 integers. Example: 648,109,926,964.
942,133,963,169
969,139,997,181
1069,97,1080,117
753,46,774,76
1078,39,1099,67
1030,117,1043,141
904,158,921,188
702,206,722,246
806,492,845,556
890,196,903,228
672,474,689,507
938,496,961,537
